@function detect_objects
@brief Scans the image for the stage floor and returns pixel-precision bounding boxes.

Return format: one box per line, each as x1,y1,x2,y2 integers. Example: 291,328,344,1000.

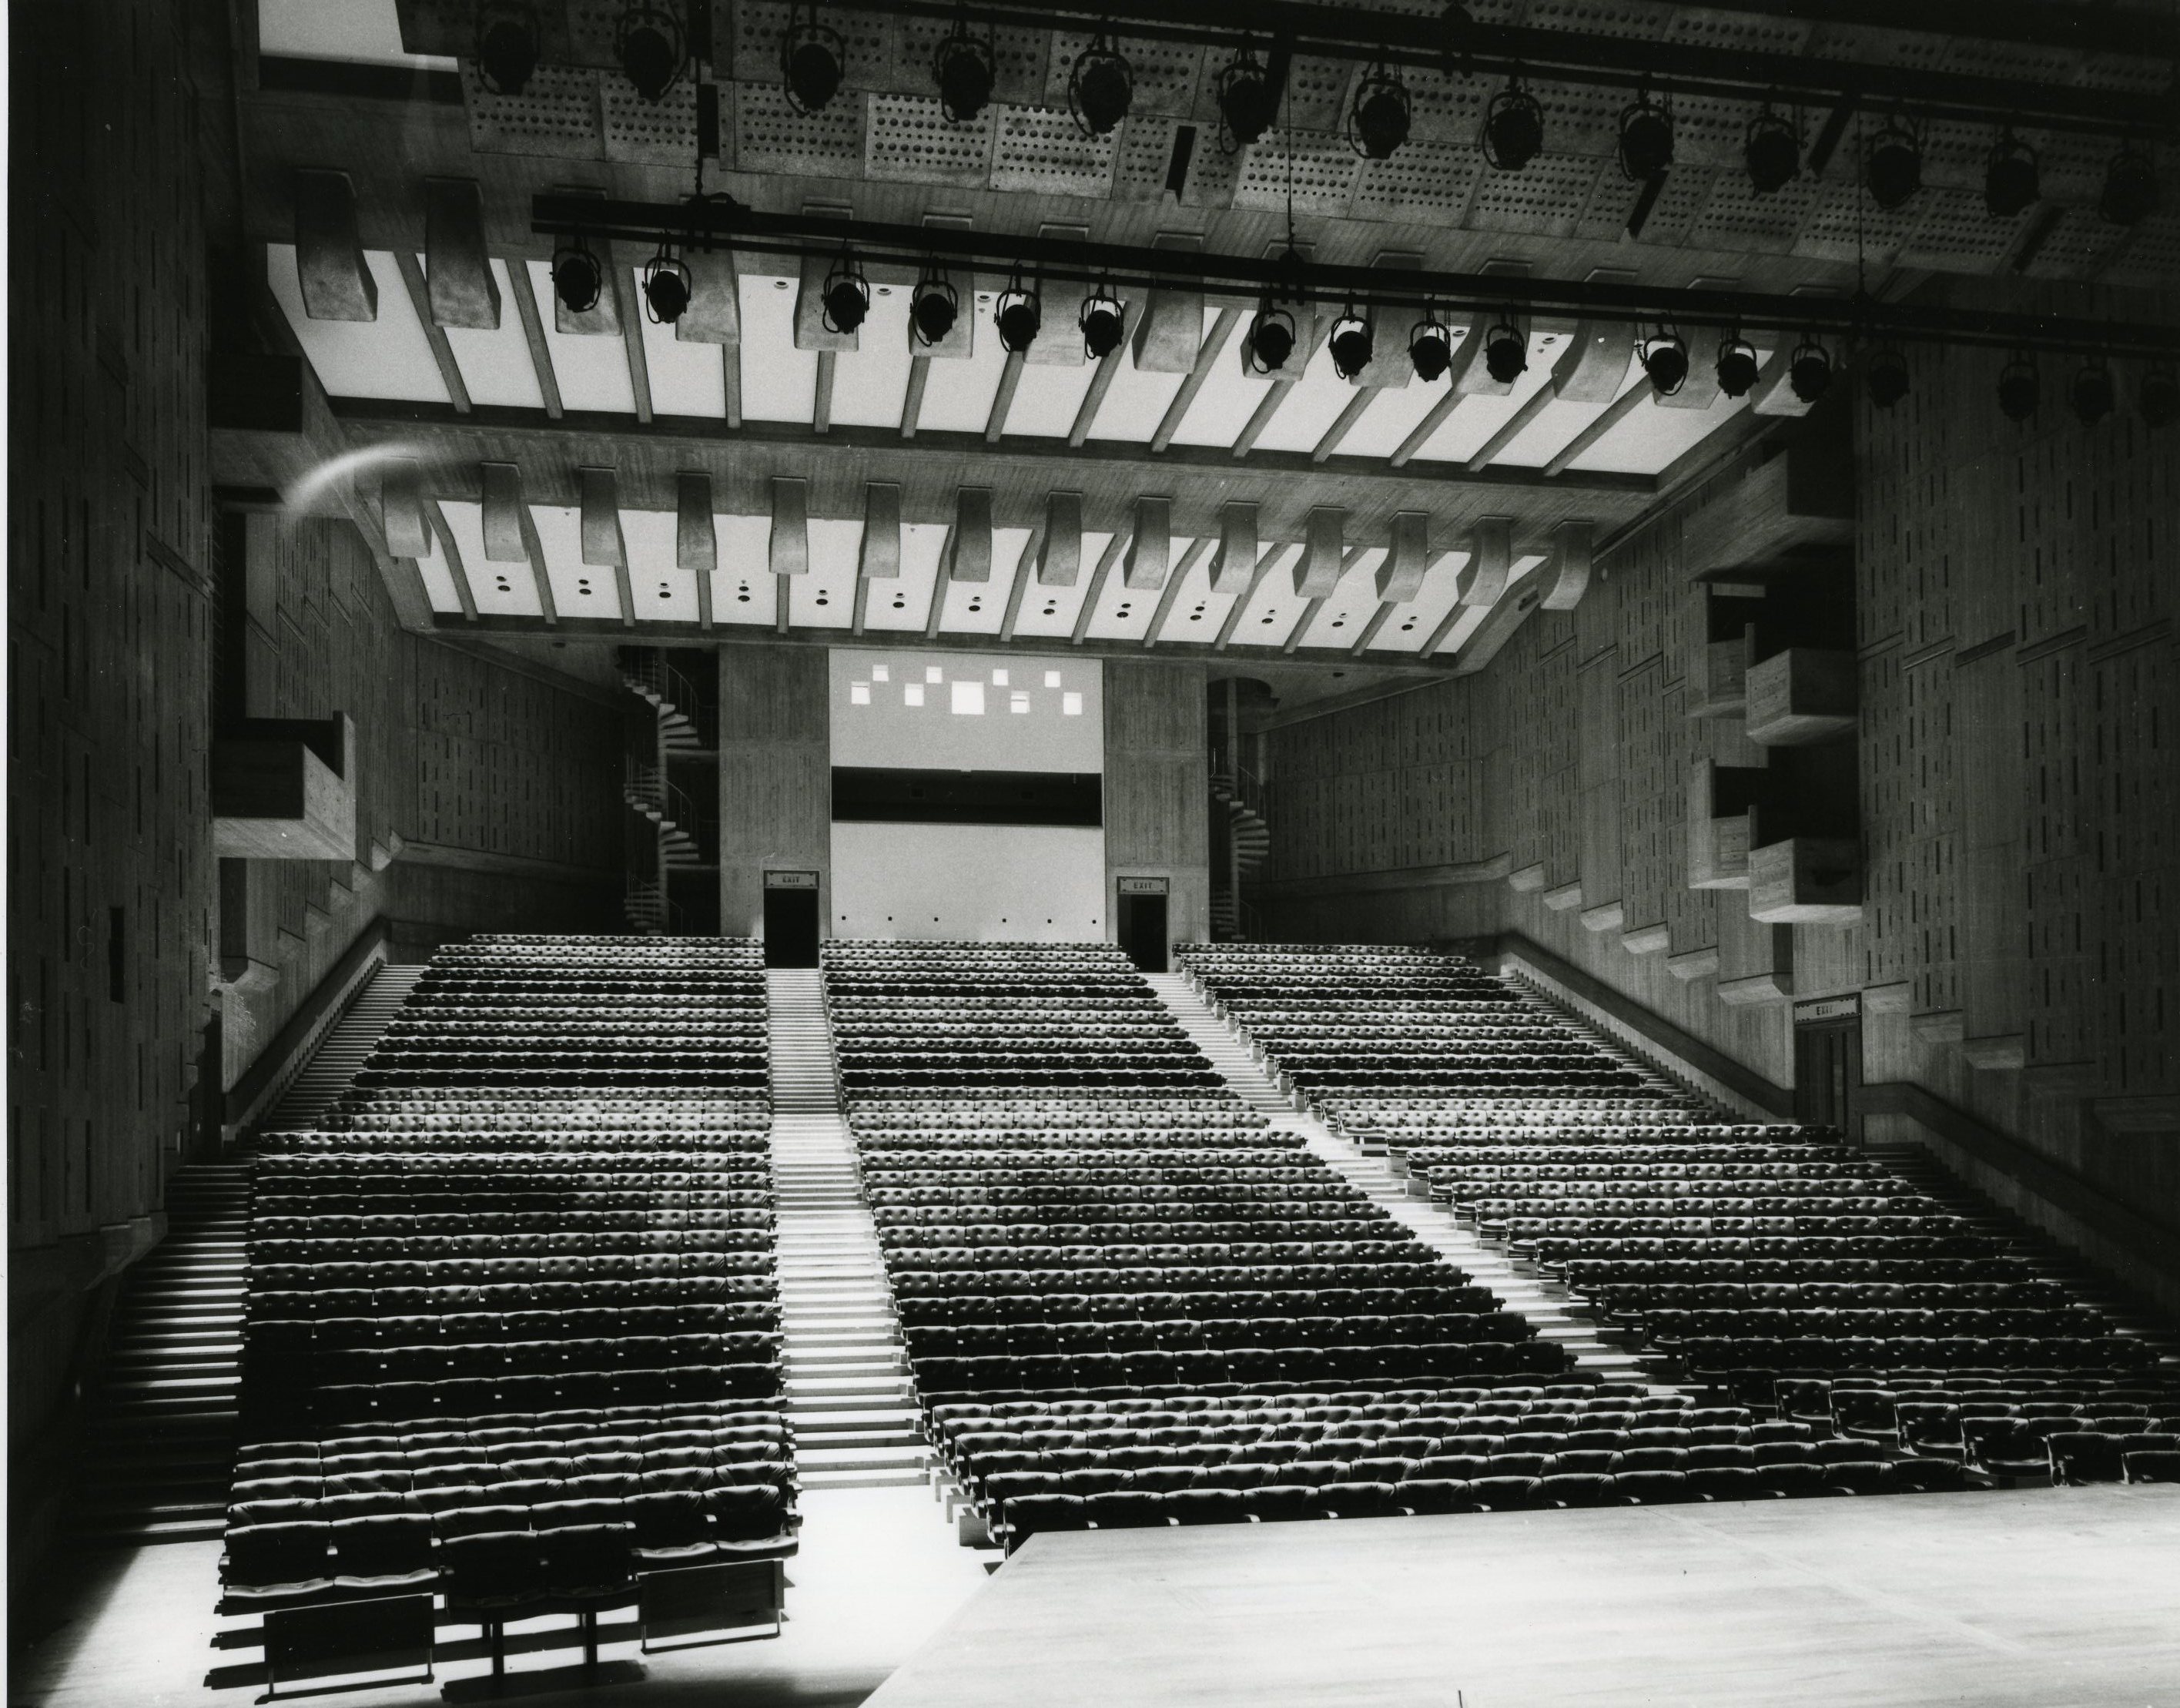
868,1485,2180,1708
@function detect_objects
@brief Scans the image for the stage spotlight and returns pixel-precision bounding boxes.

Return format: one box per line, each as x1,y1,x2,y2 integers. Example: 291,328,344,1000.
995,276,1041,353
1745,104,1800,194
781,10,846,115
1788,339,1833,405
1408,310,1453,382
641,242,692,324
2141,366,2178,430
1715,333,1760,398
822,251,869,335
1482,79,1545,171
1483,316,1528,384
1984,129,2039,218
1349,63,1412,161
1617,90,1673,182
551,239,602,314
933,20,995,122
2071,358,2115,424
1070,33,1133,136
1640,327,1689,397
616,0,685,101
1866,346,1910,410
1079,283,1126,359
475,2,540,96
1214,46,1280,149
910,266,959,347
2099,146,2159,225
1865,116,1922,210
1246,297,1298,373
1329,307,1375,380
1996,354,2038,421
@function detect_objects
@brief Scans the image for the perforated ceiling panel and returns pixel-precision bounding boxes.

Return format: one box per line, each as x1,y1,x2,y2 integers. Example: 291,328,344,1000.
2101,216,2180,292
1274,55,1355,132
1467,153,1606,238
1896,188,2034,275
732,80,862,177
1575,162,1716,246
1045,32,1204,117
1660,93,1747,169
1663,7,1813,55
1525,80,1626,159
1687,172,1817,255
1174,122,1243,210
1351,143,1483,225
730,0,892,89
1793,180,1923,266
990,105,1117,197
601,76,697,165
464,60,602,159
896,18,1049,106
2021,205,2135,281
1233,130,1362,217
866,93,996,187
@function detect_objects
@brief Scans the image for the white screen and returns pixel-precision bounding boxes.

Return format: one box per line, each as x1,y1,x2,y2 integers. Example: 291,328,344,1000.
829,648,1102,773
830,822,1106,940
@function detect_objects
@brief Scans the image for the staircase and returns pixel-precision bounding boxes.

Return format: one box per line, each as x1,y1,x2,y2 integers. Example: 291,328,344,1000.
1209,774,1271,942
72,1162,252,1542
621,648,707,752
1145,972,1658,1388
257,963,425,1134
766,970,929,1490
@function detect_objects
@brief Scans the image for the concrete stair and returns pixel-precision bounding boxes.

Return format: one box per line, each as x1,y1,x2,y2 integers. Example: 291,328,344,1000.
258,963,426,1134
1146,973,1665,1389
72,1163,253,1543
767,969,929,1492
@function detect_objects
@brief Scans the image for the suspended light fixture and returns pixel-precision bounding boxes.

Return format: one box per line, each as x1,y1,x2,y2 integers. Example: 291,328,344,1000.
780,5,846,115
1866,345,1910,410
1996,353,2039,422
1079,281,1126,359
1714,332,1761,398
1788,338,1833,405
1214,44,1281,150
615,0,685,102
1328,304,1375,380
995,270,1041,353
474,2,541,96
1246,294,1298,373
1984,129,2039,219
821,249,869,335
2141,365,2178,430
1348,60,1412,161
551,237,603,314
641,239,692,323
1070,32,1133,137
933,15,996,122
1408,308,1453,382
1745,102,1800,194
1865,115,1924,211
909,264,959,346
1640,325,1689,396
1481,75,1545,171
2070,358,2115,424
1482,316,1528,385
2099,145,2159,225
1616,88,1673,182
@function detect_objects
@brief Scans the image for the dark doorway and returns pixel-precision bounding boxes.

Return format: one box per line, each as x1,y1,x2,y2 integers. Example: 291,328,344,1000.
1117,890,1168,973
762,887,819,968
1794,1018,1861,1140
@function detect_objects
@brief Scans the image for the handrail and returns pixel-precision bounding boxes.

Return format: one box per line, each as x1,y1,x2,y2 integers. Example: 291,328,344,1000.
223,916,391,1141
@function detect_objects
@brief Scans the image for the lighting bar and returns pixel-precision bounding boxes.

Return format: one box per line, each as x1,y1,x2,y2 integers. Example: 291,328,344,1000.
532,193,2180,362
810,0,2175,138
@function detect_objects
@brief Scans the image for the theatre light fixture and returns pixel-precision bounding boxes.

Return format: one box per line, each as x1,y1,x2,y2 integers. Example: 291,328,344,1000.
1616,89,1673,182
995,271,1042,353
551,238,603,314
1349,61,1412,160
1996,353,2038,421
1247,296,1298,373
1866,346,1910,409
1714,333,1760,398
822,250,870,334
1215,44,1282,150
1865,115,1924,211
910,264,959,345
641,241,692,323
1483,316,1528,384
1079,283,1127,359
781,5,846,114
2070,358,2115,424
1481,75,1544,171
933,15,996,122
1070,33,1134,136
615,0,685,101
1408,309,1453,382
1984,129,2040,218
1745,103,1800,194
1640,326,1689,396
1329,305,1375,379
1788,340,1833,405
2099,145,2159,224
475,2,540,95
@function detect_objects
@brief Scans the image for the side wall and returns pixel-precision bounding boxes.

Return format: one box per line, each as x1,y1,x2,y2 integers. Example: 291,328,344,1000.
1255,338,2180,1310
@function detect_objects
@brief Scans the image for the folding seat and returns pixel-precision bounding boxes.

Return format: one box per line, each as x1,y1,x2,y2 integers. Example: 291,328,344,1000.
2048,1432,2128,1485
1538,1473,1615,1509
223,1522,335,1598
1242,1484,1315,1522
2123,1450,2180,1484
1467,1475,1539,1512
1890,1456,1967,1493
1167,1489,1248,1525
1752,1462,1827,1499
1612,1470,1693,1505
330,1513,437,1589
1821,1460,1896,1495
1686,1466,1765,1502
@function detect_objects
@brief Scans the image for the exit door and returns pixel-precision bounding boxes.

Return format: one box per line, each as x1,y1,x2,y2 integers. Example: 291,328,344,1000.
762,886,819,968
1794,1018,1861,1140
1117,890,1168,973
